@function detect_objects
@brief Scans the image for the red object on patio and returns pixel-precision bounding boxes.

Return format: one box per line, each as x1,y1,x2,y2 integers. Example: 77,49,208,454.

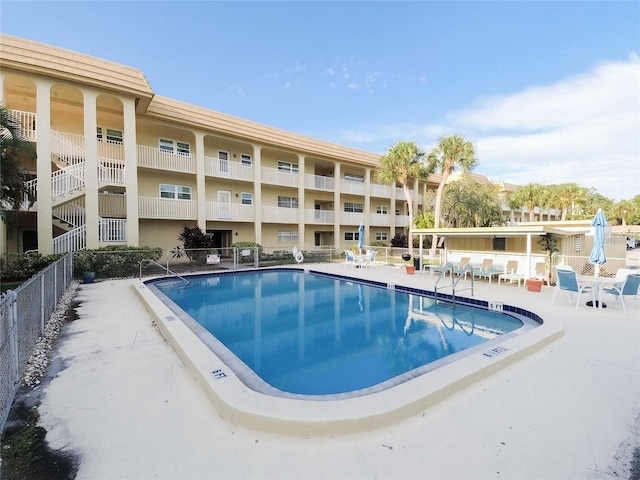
526,278,543,292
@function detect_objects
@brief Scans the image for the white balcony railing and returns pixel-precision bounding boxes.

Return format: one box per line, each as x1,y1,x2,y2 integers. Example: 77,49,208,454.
369,213,391,226
305,209,335,224
99,218,127,242
261,166,298,187
370,183,392,198
99,193,127,217
52,162,85,200
341,211,365,225
53,201,85,228
340,180,365,195
98,160,125,185
138,196,197,219
305,174,335,191
51,130,85,164
206,202,255,222
261,206,299,223
53,225,86,254
137,145,196,173
9,109,36,142
204,156,255,182
396,215,410,227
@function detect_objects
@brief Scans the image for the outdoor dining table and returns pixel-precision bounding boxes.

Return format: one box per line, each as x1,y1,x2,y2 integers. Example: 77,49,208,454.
578,275,612,310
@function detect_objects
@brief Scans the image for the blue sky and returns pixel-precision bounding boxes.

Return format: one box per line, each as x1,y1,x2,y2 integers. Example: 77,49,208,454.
2,1,639,201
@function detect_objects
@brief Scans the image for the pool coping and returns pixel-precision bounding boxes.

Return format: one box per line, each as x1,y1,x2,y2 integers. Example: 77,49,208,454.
134,269,564,436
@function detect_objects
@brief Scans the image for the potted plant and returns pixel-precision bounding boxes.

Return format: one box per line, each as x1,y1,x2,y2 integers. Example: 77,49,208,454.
525,278,543,292
538,234,559,285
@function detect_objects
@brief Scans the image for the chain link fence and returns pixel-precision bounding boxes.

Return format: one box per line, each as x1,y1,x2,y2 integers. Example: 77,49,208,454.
0,253,73,432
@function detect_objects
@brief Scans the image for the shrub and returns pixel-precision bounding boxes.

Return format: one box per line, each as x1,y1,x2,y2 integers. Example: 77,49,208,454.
73,246,163,279
0,252,64,281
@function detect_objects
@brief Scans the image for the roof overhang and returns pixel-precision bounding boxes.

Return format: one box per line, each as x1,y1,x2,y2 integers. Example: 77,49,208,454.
411,222,593,238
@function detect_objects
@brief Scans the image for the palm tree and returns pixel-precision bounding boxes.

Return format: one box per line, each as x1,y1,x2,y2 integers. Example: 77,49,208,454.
426,134,477,255
376,141,429,256
0,105,36,227
549,183,587,221
508,183,544,222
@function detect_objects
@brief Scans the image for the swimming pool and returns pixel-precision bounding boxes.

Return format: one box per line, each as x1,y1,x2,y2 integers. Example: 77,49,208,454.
136,267,562,435
148,270,531,398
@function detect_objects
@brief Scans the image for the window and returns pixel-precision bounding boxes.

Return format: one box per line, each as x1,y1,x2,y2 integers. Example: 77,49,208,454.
344,173,364,184
492,237,506,251
344,232,360,241
278,196,298,208
278,230,299,242
376,206,388,214
278,161,298,174
241,154,252,166
241,193,253,205
395,209,400,215
97,127,123,143
376,232,388,241
160,184,192,200
344,202,363,213
159,138,191,155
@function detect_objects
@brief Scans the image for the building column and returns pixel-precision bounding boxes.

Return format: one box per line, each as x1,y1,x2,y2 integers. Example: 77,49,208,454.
364,168,371,246
195,132,206,231
252,144,262,245
333,162,341,250
123,98,139,246
298,154,305,248
389,181,397,237
83,90,99,249
35,80,53,254
0,73,6,254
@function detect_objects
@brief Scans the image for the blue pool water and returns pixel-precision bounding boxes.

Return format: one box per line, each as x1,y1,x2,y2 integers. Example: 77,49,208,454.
148,270,530,397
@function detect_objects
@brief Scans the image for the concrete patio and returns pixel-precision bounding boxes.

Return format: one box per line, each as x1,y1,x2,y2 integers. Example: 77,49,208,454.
35,256,639,479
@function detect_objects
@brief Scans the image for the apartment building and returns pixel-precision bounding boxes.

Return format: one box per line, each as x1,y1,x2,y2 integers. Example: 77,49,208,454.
1,34,438,256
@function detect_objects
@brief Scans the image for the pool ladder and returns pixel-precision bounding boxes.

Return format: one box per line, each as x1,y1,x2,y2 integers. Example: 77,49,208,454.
139,259,190,285
433,263,474,305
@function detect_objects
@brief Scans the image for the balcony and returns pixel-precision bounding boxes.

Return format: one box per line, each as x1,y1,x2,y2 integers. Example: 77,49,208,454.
137,145,196,173
340,180,365,195
305,209,335,224
99,193,127,217
341,212,365,225
138,196,197,219
305,174,335,191
369,213,391,226
261,206,299,223
396,215,410,227
370,183,392,198
206,202,255,222
204,156,254,182
261,166,298,187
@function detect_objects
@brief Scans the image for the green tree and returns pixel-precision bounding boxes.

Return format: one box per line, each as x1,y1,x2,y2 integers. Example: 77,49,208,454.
0,105,36,228
548,183,587,221
376,141,430,255
426,134,477,253
441,177,504,228
508,182,545,222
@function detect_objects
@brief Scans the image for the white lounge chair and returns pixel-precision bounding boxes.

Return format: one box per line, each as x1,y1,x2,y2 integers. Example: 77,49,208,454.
498,261,526,287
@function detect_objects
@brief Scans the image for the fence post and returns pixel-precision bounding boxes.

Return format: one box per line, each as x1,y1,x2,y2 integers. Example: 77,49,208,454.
254,247,259,268
8,290,19,383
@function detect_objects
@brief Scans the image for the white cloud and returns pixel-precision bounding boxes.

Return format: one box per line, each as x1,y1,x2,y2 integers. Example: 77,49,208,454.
449,55,640,200
341,55,639,200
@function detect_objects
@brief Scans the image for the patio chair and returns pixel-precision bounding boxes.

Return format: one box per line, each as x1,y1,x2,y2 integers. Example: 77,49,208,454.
344,250,357,268
603,273,640,314
552,267,593,310
362,250,377,268
533,262,551,286
498,261,526,286
453,257,472,277
473,259,501,283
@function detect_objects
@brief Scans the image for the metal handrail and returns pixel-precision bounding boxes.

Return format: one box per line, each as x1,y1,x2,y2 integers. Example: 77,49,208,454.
434,263,474,304
139,259,189,284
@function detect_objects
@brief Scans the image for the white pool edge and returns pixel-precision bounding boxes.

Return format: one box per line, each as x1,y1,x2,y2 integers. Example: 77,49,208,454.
133,280,564,436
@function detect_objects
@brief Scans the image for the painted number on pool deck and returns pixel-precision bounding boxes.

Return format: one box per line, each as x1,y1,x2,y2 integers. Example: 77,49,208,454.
483,346,509,358
212,369,227,379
